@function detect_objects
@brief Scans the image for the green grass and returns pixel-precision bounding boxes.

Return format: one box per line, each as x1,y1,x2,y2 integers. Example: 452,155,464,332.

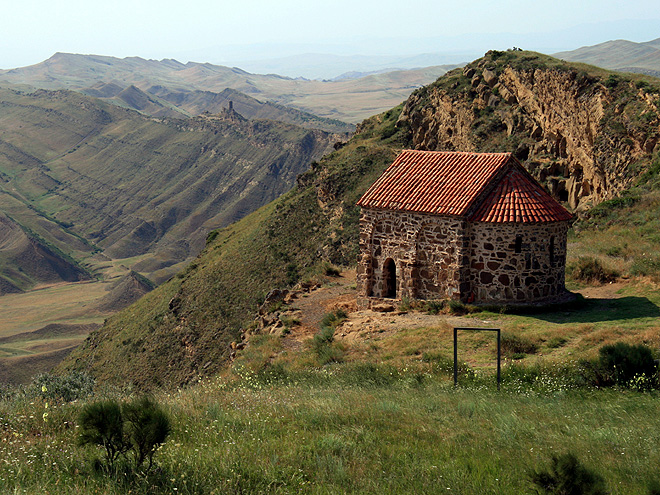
1,370,660,494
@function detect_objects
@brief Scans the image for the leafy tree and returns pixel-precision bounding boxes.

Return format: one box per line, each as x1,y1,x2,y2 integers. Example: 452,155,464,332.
77,397,171,474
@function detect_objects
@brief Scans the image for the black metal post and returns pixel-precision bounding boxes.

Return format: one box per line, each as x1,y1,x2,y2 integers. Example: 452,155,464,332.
496,329,501,391
453,327,458,387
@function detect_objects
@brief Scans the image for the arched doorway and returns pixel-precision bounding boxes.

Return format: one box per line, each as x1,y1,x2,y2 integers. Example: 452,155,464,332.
383,258,397,298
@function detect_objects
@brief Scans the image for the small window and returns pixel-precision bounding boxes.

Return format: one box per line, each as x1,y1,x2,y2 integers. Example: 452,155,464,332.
514,235,522,254
549,236,555,265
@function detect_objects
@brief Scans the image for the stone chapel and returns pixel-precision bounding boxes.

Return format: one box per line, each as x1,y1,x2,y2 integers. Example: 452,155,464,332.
356,150,573,308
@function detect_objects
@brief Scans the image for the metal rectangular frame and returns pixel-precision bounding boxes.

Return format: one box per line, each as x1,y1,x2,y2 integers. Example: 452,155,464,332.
453,327,501,390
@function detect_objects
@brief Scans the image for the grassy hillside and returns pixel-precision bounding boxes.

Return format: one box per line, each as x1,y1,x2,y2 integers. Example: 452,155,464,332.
2,371,660,494
62,50,660,388
62,109,408,387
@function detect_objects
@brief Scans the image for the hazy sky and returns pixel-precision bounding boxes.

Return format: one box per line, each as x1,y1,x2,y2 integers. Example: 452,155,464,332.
2,0,660,69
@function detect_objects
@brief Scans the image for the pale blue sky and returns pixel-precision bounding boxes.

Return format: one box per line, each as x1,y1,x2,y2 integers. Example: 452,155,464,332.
2,0,660,70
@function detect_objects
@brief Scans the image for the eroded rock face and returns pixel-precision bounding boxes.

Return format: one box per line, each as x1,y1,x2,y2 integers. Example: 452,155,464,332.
398,54,660,210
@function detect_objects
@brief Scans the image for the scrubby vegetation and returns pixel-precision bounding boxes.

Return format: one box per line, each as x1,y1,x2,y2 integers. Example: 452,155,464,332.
3,360,660,494
530,452,608,495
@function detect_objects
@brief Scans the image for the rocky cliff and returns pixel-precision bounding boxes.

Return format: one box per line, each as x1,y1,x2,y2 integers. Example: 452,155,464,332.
398,50,660,210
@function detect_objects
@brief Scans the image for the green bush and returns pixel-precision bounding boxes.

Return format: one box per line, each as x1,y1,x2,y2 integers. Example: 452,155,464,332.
605,74,621,88
598,342,657,388
123,397,172,471
448,299,467,314
313,310,346,365
630,256,660,279
423,300,446,314
530,452,607,494
32,371,95,402
78,401,127,471
78,397,171,474
320,309,347,329
323,263,341,277
567,257,618,284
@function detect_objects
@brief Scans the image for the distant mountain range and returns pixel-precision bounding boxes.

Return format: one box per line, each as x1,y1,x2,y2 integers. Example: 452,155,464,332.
555,38,660,77
0,53,457,124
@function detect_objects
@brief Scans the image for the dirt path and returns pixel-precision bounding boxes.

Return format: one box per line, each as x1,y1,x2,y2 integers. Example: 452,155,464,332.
278,272,357,351
276,272,637,353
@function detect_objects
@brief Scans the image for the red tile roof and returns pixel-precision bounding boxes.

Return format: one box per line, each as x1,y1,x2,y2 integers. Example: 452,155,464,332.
357,150,572,223
469,166,573,223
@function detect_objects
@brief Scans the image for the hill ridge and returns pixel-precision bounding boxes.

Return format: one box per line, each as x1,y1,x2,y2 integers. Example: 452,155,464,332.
61,50,660,388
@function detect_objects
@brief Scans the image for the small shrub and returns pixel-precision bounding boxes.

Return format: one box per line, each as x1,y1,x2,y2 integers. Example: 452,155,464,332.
598,342,657,388
205,230,219,244
78,401,127,471
78,397,171,474
280,316,300,328
398,296,413,312
530,452,607,494
567,257,618,284
320,309,348,329
316,345,345,365
448,299,467,315
605,74,621,88
32,371,95,402
313,326,335,347
123,397,171,472
630,256,660,279
323,263,341,277
312,327,344,364
424,300,446,314
501,333,538,356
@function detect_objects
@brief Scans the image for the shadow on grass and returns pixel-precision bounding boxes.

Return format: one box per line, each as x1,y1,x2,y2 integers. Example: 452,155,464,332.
521,296,660,324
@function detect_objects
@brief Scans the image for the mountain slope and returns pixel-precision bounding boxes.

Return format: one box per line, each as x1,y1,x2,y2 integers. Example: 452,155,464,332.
0,87,340,285
0,213,90,293
146,87,354,133
61,50,660,388
0,53,455,123
555,38,660,77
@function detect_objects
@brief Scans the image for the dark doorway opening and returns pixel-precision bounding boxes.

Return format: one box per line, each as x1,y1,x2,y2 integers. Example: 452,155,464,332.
383,258,397,298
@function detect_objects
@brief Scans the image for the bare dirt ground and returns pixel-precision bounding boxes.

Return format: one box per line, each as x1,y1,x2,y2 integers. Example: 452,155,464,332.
578,280,628,300
281,271,503,348
274,270,646,355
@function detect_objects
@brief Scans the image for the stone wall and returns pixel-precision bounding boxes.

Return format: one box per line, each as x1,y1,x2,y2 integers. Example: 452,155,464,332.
467,221,568,303
357,208,569,308
357,208,467,307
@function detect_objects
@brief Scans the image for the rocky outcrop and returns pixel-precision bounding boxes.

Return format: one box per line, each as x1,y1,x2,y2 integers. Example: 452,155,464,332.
398,51,660,210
